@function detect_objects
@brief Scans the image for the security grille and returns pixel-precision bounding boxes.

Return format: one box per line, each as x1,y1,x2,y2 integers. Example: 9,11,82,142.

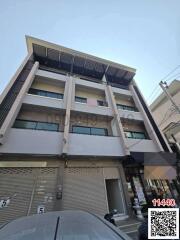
0,167,58,225
62,167,107,215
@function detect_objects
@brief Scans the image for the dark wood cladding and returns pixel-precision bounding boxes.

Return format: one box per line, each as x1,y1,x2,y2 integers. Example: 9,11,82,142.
133,85,170,152
0,60,34,128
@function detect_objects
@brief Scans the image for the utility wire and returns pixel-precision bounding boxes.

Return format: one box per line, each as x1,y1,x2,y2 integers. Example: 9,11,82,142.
146,65,180,103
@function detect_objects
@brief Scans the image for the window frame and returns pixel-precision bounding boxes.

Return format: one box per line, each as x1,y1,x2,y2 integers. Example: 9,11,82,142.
13,119,59,132
75,96,87,104
97,100,107,107
116,104,138,112
72,125,108,136
124,130,147,139
28,88,64,100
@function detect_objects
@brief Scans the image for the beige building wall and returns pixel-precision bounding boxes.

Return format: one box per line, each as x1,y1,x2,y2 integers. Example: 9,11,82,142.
69,113,113,135
152,91,180,131
121,119,147,133
17,109,65,132
75,87,105,102
151,89,180,143
31,79,64,94
115,95,136,107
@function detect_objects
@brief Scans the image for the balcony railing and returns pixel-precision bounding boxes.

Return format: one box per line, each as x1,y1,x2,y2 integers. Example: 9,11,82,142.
23,93,64,110
68,133,124,156
0,128,63,155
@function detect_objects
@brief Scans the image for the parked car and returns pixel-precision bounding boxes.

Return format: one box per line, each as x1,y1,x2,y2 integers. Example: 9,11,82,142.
0,210,132,240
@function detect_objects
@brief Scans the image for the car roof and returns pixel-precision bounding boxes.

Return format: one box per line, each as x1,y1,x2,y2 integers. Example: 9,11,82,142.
0,210,132,240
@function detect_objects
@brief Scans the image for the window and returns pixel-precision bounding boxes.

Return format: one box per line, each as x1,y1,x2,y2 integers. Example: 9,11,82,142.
91,127,108,136
75,96,87,103
124,131,147,139
97,100,107,107
13,120,59,132
13,120,36,130
132,132,146,139
28,88,63,100
72,126,90,135
36,122,59,131
72,126,108,136
116,104,138,112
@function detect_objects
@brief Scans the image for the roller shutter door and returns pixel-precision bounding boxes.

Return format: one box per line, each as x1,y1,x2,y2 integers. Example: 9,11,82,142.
0,167,58,225
62,167,108,215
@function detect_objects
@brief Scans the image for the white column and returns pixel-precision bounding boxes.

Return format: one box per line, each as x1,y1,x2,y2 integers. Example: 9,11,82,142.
62,75,75,154
105,83,130,155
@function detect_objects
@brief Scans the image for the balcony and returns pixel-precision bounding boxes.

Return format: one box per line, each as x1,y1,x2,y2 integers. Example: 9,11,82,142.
23,94,64,110
112,86,132,96
73,102,113,117
68,133,124,156
0,129,63,155
126,138,159,152
36,69,67,82
119,109,143,121
75,78,105,91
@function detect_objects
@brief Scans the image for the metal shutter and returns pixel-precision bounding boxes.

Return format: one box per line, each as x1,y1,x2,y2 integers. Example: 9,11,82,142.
0,167,58,225
0,168,35,225
62,167,108,215
29,167,58,215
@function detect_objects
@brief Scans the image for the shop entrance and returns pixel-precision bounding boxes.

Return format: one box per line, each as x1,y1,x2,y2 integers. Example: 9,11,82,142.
105,179,125,214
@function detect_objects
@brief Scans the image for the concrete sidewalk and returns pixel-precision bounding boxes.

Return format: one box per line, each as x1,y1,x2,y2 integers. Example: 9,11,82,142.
116,217,142,239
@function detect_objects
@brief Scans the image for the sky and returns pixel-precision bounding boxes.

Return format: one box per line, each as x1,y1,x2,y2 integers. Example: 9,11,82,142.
0,0,180,104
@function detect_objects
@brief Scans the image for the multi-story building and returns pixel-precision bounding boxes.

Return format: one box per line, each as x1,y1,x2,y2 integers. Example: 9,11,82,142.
0,36,177,224
150,79,180,198
150,80,180,145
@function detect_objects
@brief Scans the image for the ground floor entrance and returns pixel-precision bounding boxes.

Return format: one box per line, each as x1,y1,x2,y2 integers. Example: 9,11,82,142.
124,166,180,213
0,159,129,225
105,179,126,214
0,167,58,225
62,165,127,216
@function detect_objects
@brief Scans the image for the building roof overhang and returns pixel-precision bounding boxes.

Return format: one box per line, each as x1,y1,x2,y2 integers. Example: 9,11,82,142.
26,36,136,85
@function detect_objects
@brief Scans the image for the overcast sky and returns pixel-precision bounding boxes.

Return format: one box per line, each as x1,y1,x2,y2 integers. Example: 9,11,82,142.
0,0,180,104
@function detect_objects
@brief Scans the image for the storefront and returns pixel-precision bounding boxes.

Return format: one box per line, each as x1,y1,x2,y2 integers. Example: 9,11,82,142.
123,152,180,214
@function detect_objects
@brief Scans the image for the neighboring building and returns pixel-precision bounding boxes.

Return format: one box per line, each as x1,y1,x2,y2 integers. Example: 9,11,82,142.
0,36,177,224
150,79,180,197
150,80,180,144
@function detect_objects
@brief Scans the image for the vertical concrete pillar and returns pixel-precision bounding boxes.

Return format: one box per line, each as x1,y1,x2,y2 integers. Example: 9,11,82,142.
62,75,75,154
105,84,130,155
0,61,39,144
118,164,133,216
54,160,65,211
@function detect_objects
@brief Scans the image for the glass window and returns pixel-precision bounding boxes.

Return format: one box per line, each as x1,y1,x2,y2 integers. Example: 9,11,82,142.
28,88,63,100
116,104,124,110
124,131,147,139
72,126,90,135
132,132,146,139
13,120,59,132
38,90,47,97
13,120,37,129
91,127,108,136
36,122,59,131
116,104,137,112
56,93,63,99
97,100,104,106
124,131,132,138
75,96,87,103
